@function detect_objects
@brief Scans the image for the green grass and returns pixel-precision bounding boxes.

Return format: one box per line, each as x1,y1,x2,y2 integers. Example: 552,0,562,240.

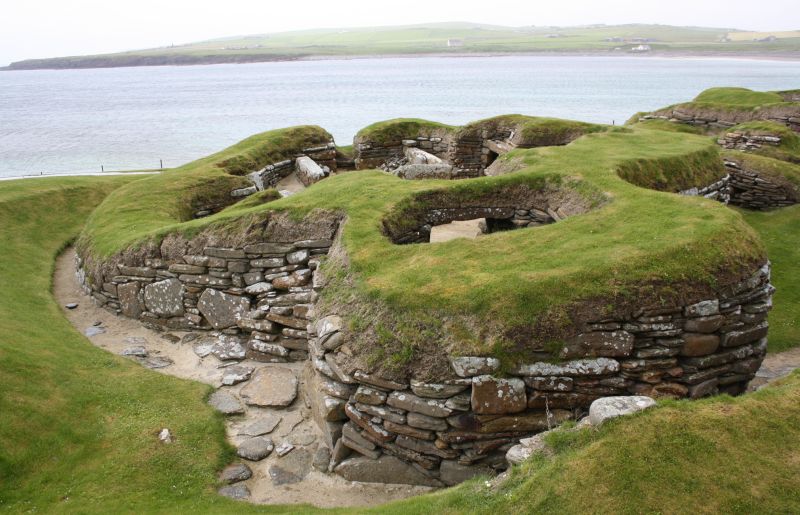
644,87,800,125
355,118,456,145
0,177,306,513
378,371,800,514
740,206,800,352
6,23,800,70
79,119,765,368
694,87,786,107
78,125,331,257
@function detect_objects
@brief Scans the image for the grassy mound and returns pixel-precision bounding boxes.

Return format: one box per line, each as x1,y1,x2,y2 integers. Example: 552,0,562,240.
79,126,332,257
355,118,456,146
693,87,786,107
0,177,293,512
79,119,765,371
380,371,800,514
633,87,800,129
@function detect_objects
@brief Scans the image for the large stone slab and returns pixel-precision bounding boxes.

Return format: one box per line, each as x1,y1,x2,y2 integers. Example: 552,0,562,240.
268,448,313,485
560,331,634,359
240,367,298,407
237,437,274,461
387,391,452,418
471,376,526,415
117,281,143,318
439,460,493,486
198,289,250,329
143,278,184,317
208,390,244,415
588,396,656,426
295,156,327,187
510,357,620,377
334,455,442,487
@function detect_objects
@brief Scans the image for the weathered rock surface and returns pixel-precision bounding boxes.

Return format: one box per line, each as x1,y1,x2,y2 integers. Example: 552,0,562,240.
450,357,501,378
471,376,526,415
268,448,312,485
218,483,250,500
198,289,249,329
237,436,274,461
238,414,282,437
208,390,244,415
588,396,656,426
211,336,246,361
221,365,254,385
220,463,253,484
240,367,298,407
143,278,185,317
334,455,443,487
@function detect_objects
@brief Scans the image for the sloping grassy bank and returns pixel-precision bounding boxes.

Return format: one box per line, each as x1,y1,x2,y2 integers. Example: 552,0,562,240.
0,177,297,513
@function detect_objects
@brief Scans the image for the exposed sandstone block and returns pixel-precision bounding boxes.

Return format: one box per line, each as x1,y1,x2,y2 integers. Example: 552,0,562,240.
471,376,527,415
198,289,249,329
143,278,185,317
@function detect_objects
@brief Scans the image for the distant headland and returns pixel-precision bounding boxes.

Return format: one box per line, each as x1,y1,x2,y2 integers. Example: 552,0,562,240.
4,22,800,71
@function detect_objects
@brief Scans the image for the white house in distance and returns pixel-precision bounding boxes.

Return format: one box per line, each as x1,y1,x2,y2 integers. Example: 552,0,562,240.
631,44,652,53
447,38,464,47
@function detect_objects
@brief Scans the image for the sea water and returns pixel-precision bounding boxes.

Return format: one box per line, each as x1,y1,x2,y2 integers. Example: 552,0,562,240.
1,55,799,178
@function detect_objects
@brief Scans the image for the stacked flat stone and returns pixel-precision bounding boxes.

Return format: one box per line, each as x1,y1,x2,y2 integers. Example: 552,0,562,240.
682,160,797,210
245,143,336,194
638,108,800,132
77,236,335,363
305,262,773,485
355,135,451,171
718,132,782,151
725,160,798,209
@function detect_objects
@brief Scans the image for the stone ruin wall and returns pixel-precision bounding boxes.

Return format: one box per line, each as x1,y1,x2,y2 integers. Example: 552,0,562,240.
225,143,338,208
354,124,521,179
306,261,773,486
638,106,800,133
77,224,340,364
682,159,798,210
77,207,774,485
677,130,799,210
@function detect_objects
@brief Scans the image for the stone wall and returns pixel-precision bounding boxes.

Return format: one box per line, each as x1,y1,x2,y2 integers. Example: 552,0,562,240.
354,126,521,179
77,218,340,364
681,159,798,210
355,135,451,172
724,159,798,209
303,261,773,486
718,131,782,152
244,143,337,194
638,108,800,132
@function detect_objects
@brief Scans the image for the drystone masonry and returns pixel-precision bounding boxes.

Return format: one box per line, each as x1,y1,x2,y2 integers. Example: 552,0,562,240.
77,223,340,364
304,261,773,486
718,131,783,152
244,143,337,193
638,107,800,132
681,159,798,210
355,135,451,172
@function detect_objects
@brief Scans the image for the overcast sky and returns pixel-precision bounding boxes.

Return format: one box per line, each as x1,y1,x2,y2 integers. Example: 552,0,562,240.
1,0,798,65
